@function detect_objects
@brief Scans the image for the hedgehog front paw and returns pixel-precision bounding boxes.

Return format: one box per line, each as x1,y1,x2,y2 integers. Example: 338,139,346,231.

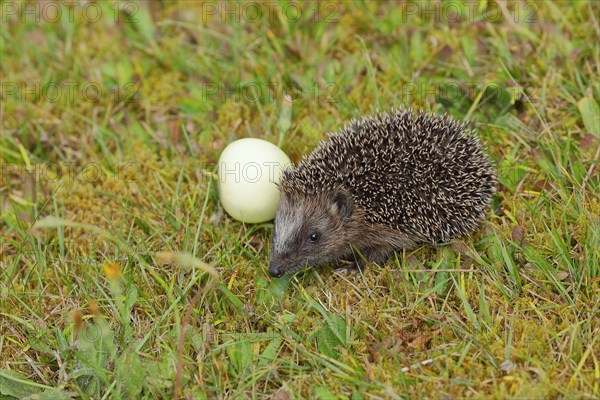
333,260,363,275
363,249,393,267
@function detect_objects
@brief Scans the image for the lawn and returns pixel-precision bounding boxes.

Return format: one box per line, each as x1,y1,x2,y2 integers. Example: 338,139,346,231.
1,1,599,399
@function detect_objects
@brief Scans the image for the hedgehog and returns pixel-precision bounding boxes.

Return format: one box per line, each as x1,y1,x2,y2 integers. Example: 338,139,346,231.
268,108,496,277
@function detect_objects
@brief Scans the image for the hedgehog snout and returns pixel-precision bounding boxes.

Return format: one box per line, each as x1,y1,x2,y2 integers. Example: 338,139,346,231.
269,262,285,278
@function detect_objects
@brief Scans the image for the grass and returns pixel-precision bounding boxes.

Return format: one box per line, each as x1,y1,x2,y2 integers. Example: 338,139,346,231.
1,0,599,398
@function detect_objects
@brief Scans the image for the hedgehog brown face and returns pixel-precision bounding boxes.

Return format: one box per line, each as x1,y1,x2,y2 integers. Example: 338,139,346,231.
269,189,354,277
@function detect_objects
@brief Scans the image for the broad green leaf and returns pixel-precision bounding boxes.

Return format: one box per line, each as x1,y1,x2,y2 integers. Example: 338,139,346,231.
131,4,156,44
115,349,144,399
23,388,74,399
225,337,253,374
410,31,424,63
218,285,244,310
0,370,51,398
259,337,282,366
461,36,477,66
316,326,340,359
314,386,338,399
578,97,600,137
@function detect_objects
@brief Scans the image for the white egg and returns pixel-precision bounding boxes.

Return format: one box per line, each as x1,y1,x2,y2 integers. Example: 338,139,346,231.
217,138,291,223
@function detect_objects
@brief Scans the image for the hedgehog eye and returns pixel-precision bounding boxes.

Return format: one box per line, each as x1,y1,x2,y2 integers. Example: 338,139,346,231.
308,232,320,243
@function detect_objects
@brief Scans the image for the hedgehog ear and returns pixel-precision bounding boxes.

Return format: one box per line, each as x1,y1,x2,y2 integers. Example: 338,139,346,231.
330,189,353,219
